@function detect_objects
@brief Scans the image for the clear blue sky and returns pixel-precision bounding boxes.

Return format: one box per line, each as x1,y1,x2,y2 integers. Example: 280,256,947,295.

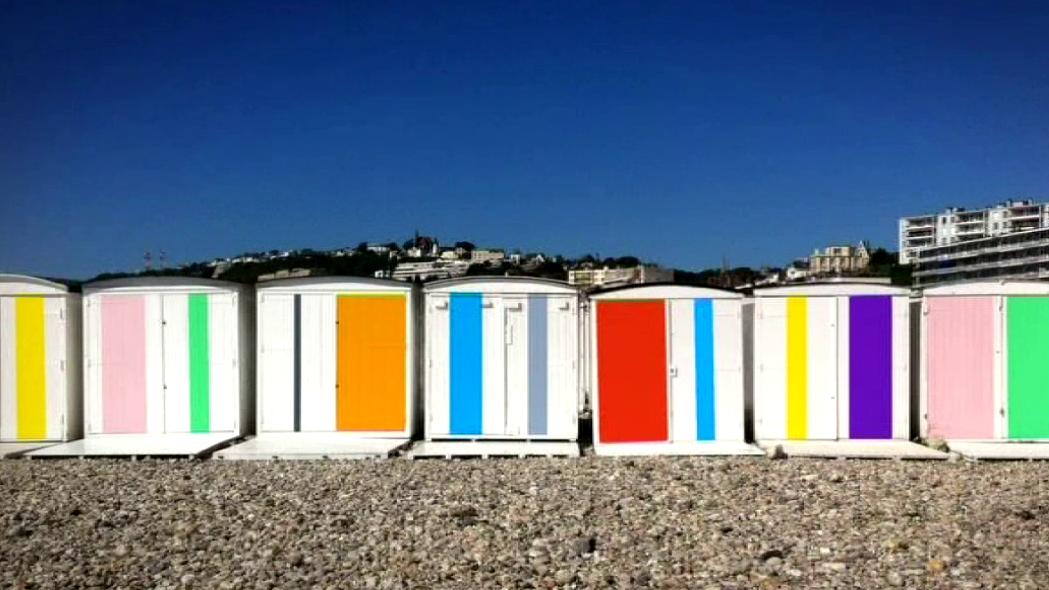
2,1,1047,280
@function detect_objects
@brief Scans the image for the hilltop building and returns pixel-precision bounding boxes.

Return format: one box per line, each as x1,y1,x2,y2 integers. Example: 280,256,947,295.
808,242,870,277
568,264,673,290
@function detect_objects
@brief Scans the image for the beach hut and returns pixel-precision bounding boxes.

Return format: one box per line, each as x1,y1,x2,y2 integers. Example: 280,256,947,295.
921,281,1049,458
752,283,931,457
217,277,417,459
0,275,82,456
588,285,758,456
415,277,580,457
29,277,253,457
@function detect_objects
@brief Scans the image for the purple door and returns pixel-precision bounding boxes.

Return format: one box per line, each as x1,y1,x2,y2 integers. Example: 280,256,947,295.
848,296,893,439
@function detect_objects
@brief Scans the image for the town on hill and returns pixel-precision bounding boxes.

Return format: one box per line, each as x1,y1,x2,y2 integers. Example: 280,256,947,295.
85,232,907,291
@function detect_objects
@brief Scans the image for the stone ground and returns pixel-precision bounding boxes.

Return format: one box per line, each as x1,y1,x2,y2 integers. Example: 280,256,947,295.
1,457,1048,589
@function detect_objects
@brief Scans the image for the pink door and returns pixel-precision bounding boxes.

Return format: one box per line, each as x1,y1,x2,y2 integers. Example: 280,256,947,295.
926,297,995,439
101,295,148,433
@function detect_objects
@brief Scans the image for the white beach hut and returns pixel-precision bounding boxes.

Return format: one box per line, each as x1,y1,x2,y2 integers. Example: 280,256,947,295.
0,274,82,457
414,277,581,457
29,277,253,457
217,276,417,459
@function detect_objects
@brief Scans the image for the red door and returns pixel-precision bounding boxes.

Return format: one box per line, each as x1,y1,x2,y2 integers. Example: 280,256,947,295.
596,300,668,443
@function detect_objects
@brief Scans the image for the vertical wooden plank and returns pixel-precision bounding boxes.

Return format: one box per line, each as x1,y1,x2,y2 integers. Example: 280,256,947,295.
207,294,236,433
526,296,548,436
15,297,47,440
299,294,336,432
502,298,528,437
694,298,716,441
755,298,787,440
144,295,165,434
1007,297,1049,439
891,296,911,440
337,295,407,431
293,295,302,430
926,297,995,439
713,299,745,442
785,297,808,440
481,297,505,436
544,296,578,439
805,297,838,440
44,298,65,440
448,294,483,434
848,295,893,439
258,294,295,432
162,295,191,433
0,299,16,439
426,297,451,436
596,300,668,443
102,295,147,434
188,294,211,432
669,299,697,442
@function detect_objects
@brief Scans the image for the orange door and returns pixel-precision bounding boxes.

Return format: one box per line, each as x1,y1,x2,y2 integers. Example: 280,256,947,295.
336,295,407,431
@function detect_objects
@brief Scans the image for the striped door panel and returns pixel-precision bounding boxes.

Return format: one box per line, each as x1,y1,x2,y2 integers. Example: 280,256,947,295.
257,293,408,433
431,293,576,439
0,297,66,441
94,293,236,435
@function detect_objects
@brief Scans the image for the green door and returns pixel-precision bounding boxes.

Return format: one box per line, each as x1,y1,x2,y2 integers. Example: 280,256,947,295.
1008,297,1049,439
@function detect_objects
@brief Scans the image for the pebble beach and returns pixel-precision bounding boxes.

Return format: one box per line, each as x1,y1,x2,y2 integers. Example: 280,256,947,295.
2,457,1048,589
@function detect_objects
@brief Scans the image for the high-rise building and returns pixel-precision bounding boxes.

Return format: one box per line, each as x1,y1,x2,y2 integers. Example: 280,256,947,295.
898,199,1049,264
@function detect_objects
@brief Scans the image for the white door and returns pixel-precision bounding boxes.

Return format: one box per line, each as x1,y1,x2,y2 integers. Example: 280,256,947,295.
669,299,697,442
162,294,192,433
806,298,838,440
426,296,451,437
481,297,506,436
258,294,295,432
299,294,336,432
504,297,528,437
207,294,238,433
755,298,788,440
546,296,579,439
713,299,745,442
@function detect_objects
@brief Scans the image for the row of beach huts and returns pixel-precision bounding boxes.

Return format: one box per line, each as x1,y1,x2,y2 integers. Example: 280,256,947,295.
1,273,1047,461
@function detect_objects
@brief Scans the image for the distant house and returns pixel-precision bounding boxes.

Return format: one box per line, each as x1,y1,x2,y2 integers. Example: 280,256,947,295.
568,264,673,290
391,260,469,282
470,249,505,265
807,242,870,277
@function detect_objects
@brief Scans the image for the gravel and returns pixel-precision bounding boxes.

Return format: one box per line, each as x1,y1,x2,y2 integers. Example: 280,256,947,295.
2,457,1049,588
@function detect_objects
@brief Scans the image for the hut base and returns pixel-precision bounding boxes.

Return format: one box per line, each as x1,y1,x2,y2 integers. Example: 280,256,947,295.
410,440,580,459
214,434,409,460
757,439,947,460
0,442,55,458
947,441,1049,461
25,433,237,458
593,441,763,457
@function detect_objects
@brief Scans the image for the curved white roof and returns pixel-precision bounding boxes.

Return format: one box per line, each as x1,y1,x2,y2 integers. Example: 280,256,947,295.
753,282,910,297
0,274,71,296
589,284,741,300
85,276,249,295
257,275,412,294
425,276,576,295
922,280,1049,297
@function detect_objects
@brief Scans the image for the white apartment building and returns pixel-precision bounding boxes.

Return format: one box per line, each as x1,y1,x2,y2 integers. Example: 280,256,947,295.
568,265,673,290
391,260,469,282
899,199,1049,264
469,249,506,265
